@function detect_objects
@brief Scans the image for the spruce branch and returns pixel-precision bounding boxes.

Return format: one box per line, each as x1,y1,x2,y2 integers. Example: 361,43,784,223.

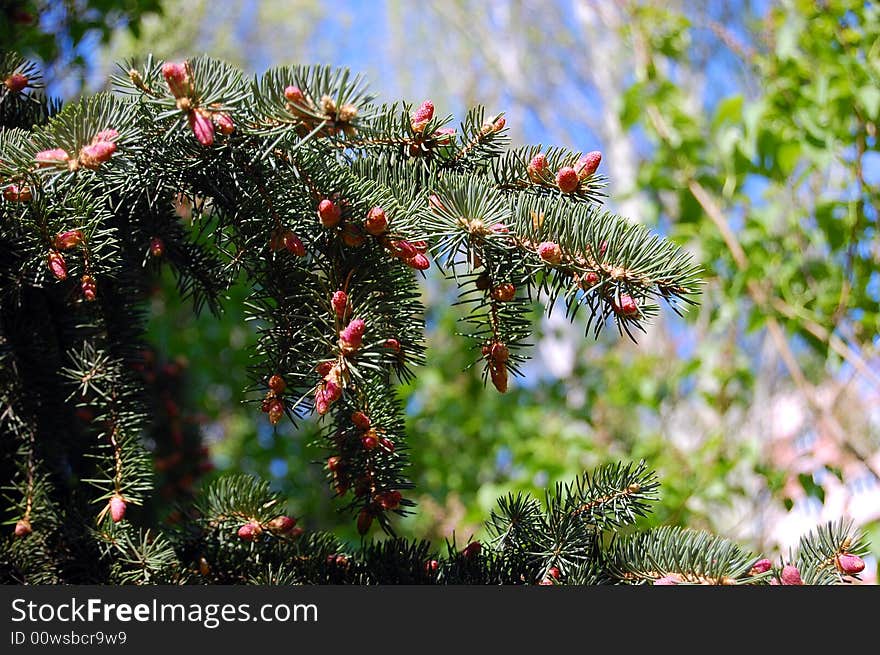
607,526,760,586
101,528,182,585
789,520,869,585
2,52,704,543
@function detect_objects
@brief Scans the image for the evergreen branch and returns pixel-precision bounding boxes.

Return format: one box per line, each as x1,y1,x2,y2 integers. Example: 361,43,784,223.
790,520,870,585
607,526,760,585
1,51,709,559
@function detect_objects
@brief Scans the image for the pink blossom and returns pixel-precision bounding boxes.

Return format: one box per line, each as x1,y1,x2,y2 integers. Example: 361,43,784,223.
389,241,415,259
614,294,639,317
3,184,32,202
339,318,366,352
47,251,67,280
14,519,31,538
323,381,342,403
54,229,84,250
237,521,261,541
282,232,305,257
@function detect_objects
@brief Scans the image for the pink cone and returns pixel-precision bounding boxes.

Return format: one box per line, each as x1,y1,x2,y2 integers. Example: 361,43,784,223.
323,381,342,403
162,62,190,97
284,86,306,104
188,110,214,146
81,275,97,302
315,390,330,415
91,129,119,144
527,153,548,182
538,241,562,265
750,558,772,575
213,112,235,135
365,206,388,235
318,199,341,227
282,232,305,257
268,516,297,533
79,140,117,169
237,521,261,541
376,490,402,510
339,318,366,352
3,184,32,202
575,150,602,179
654,575,680,586
4,73,28,93
556,166,580,193
614,294,639,317
406,253,430,270
780,565,803,585
836,553,865,575
268,374,286,394
351,411,371,430
392,240,418,259
411,99,434,132
35,148,69,166
433,127,455,144
47,251,67,280
109,496,126,523
331,290,348,318
580,271,600,288
267,399,284,425
54,229,84,250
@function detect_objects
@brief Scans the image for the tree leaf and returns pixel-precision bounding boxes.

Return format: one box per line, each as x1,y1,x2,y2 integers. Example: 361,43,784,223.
712,95,743,128
857,85,880,120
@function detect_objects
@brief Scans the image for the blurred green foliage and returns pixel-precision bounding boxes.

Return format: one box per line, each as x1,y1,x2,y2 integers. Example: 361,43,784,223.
1,0,161,73
622,0,879,351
